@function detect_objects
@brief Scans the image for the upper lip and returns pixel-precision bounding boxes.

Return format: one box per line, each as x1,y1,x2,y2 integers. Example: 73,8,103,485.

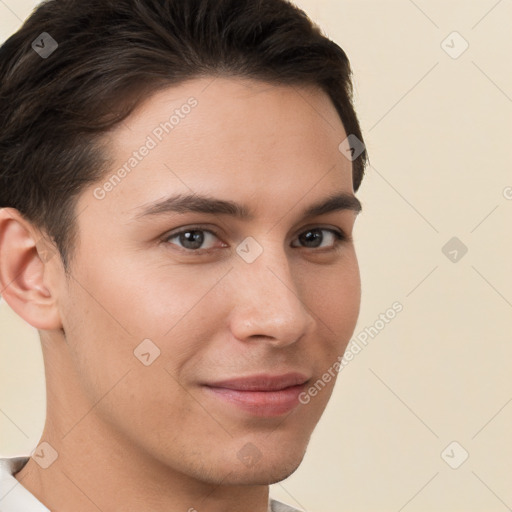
204,372,310,391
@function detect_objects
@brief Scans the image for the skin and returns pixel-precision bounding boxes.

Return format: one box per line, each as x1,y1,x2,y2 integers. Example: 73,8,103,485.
0,76,361,512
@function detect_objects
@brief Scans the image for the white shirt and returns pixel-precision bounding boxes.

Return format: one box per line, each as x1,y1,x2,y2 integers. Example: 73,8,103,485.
0,455,301,512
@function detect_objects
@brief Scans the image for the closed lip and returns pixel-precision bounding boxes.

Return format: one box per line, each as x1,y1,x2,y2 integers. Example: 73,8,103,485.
203,372,310,391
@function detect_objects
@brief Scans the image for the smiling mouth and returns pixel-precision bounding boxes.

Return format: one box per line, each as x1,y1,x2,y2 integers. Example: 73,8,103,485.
202,372,310,416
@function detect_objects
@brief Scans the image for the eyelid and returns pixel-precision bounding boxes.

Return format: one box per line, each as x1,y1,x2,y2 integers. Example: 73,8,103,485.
296,223,349,239
290,226,351,249
162,225,226,252
161,224,350,252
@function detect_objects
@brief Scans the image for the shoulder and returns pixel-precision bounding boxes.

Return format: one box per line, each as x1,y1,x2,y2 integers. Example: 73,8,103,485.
0,455,51,511
0,454,30,475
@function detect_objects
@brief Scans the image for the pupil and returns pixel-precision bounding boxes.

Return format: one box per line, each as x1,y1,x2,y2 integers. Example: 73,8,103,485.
301,229,322,248
182,230,204,249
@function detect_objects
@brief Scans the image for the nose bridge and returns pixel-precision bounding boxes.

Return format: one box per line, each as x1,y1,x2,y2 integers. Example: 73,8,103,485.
228,239,315,344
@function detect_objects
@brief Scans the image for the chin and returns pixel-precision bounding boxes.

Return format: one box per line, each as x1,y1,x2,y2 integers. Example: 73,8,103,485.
177,444,307,486
217,462,303,486
219,447,307,486
257,458,304,485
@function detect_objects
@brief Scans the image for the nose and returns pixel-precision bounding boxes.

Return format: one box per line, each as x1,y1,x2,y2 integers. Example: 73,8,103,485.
227,244,316,348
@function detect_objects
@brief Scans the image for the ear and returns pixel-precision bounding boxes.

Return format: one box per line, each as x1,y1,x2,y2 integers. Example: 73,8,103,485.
0,208,63,330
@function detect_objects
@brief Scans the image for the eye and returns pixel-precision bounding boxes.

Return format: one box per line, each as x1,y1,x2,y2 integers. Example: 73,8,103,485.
163,227,225,252
162,226,348,253
291,227,347,249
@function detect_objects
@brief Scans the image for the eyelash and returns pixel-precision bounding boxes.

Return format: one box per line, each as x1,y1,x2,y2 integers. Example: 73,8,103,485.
162,225,349,254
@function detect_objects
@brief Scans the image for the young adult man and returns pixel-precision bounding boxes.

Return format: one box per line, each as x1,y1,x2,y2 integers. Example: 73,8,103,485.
0,0,367,510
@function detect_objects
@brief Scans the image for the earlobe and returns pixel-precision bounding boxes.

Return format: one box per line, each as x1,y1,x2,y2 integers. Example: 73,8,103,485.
0,208,63,330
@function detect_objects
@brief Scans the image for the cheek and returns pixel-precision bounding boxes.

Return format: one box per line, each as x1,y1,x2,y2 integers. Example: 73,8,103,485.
61,277,200,430
62,256,222,391
69,249,215,339
304,252,361,344
60,281,134,404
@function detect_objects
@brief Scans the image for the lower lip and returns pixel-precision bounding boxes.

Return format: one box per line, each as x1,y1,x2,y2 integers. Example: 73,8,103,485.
203,384,306,417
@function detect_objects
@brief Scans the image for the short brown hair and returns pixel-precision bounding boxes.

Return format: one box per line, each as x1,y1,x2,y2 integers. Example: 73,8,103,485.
0,0,367,272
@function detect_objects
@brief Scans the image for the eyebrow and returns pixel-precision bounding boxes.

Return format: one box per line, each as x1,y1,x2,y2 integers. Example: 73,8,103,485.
132,191,362,221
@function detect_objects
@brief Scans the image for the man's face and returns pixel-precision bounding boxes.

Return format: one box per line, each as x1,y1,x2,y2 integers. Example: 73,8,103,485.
56,76,361,485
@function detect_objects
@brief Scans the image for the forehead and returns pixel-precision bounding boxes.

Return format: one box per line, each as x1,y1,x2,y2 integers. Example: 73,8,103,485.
109,75,349,166
79,76,354,225
122,75,345,133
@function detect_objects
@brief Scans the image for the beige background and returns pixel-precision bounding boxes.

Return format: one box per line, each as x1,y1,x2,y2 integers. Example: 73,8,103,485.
1,1,511,511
